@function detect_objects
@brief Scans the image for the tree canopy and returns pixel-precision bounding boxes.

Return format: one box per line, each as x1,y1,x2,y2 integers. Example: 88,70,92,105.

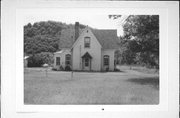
24,21,86,55
113,15,159,68
24,21,86,67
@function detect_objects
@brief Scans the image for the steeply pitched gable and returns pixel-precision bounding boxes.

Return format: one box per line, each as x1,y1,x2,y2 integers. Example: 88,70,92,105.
91,29,119,49
59,27,119,49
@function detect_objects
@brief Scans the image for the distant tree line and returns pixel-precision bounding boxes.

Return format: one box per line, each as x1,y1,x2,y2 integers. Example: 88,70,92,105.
24,21,85,67
114,15,159,69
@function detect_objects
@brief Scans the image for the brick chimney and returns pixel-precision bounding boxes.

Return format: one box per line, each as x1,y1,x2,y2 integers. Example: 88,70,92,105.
75,22,79,41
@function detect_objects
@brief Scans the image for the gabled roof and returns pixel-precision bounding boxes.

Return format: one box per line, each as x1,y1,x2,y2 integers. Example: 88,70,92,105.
91,29,119,49
59,27,119,49
81,52,92,59
54,49,70,54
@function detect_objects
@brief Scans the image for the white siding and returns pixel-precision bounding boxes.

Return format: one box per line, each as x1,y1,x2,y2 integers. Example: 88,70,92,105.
72,27,102,71
53,49,71,69
54,27,117,71
101,49,115,71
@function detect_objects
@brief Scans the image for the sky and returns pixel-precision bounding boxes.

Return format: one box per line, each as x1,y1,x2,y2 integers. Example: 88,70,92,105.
24,11,127,36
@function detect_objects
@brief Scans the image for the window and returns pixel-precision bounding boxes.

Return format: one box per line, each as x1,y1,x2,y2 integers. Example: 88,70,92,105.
56,57,60,65
104,55,109,66
84,37,90,48
65,54,71,65
85,58,89,67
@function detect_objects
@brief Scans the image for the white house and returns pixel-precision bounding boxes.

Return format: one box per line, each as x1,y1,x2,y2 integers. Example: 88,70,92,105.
53,49,71,70
54,22,119,71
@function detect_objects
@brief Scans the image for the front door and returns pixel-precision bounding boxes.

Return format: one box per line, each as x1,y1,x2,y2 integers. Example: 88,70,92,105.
83,58,91,71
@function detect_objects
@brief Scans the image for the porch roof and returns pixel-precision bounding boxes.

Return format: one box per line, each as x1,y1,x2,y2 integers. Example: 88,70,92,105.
81,52,92,59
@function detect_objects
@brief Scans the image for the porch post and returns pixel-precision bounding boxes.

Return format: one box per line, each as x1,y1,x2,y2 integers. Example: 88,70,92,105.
82,58,84,70
90,59,91,71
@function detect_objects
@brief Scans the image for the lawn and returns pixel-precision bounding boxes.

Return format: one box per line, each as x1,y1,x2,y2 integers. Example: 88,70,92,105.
24,67,159,104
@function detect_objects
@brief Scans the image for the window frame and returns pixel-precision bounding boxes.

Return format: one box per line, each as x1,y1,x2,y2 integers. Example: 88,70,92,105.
84,37,90,48
103,55,109,66
56,57,60,66
65,54,71,66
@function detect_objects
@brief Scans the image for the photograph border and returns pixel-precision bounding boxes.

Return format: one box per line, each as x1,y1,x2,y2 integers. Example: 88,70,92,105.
1,0,179,118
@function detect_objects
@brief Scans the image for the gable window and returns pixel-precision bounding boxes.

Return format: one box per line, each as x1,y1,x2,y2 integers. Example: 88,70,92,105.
56,57,60,66
65,54,71,65
84,37,90,48
104,55,109,66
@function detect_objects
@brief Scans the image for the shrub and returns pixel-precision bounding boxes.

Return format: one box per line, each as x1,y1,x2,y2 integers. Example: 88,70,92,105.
52,67,57,71
27,52,54,67
65,65,71,71
27,54,43,67
114,68,120,72
57,65,64,71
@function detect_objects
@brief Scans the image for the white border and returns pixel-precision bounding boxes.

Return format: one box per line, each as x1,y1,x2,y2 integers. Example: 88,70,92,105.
2,1,179,118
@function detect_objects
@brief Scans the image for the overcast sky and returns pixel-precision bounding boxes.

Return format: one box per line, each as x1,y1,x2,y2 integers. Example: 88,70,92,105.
23,10,127,36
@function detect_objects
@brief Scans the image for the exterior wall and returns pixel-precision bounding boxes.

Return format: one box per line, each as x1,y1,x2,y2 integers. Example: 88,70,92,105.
72,27,102,71
53,49,71,69
101,49,115,71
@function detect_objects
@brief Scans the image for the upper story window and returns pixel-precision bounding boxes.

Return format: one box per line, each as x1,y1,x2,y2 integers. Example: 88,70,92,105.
65,54,71,66
56,57,60,66
84,37,90,48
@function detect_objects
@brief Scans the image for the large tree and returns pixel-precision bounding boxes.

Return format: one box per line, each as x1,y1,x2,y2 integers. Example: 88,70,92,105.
24,21,86,67
124,15,159,68
111,15,159,68
24,21,86,55
24,21,65,54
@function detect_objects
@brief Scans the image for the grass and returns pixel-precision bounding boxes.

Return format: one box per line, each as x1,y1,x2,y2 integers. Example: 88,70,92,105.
117,65,159,74
24,67,159,105
127,77,159,90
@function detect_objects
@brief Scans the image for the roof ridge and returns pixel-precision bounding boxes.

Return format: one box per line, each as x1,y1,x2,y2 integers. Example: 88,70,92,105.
59,26,119,49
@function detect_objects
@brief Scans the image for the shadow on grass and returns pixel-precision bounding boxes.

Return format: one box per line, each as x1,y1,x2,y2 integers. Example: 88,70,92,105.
64,70,125,73
127,77,159,90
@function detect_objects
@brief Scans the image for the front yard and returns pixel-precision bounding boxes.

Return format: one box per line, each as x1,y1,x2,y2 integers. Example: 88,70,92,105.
24,67,159,104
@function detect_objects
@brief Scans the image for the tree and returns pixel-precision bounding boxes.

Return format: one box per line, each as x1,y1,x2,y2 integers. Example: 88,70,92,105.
27,52,54,67
24,21,86,55
24,21,86,67
123,15,159,68
110,15,159,68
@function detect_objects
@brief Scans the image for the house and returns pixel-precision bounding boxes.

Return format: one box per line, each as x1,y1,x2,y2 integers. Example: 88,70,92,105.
53,22,119,71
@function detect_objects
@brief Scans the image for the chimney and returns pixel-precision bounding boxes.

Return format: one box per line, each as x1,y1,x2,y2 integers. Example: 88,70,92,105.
75,22,79,41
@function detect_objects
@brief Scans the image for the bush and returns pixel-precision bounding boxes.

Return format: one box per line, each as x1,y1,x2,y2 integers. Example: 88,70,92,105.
52,65,64,71
65,65,71,71
27,55,43,67
27,52,54,67
52,67,57,71
58,65,64,71
114,68,120,72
